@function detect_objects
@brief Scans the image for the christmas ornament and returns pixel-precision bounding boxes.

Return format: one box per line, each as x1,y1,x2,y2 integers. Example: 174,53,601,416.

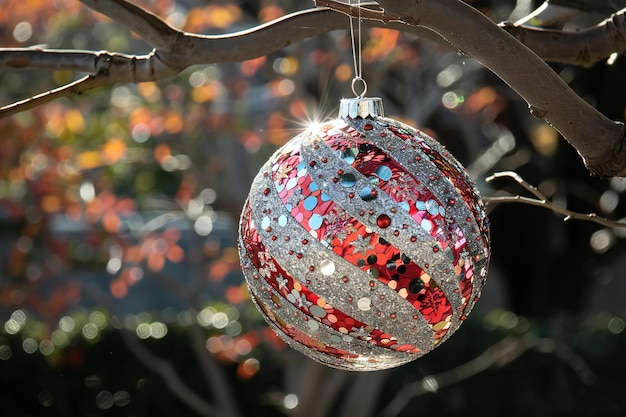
238,97,490,371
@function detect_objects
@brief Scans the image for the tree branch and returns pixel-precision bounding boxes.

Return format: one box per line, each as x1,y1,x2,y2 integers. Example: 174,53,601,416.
379,332,597,417
163,8,445,66
336,0,626,176
0,48,117,73
487,170,550,200
80,0,178,49
0,5,441,116
119,329,222,417
314,0,388,22
82,283,221,417
0,7,444,70
484,171,626,229
379,336,536,417
188,323,243,417
2,0,626,176
0,48,178,118
0,75,97,118
147,268,243,417
500,8,626,67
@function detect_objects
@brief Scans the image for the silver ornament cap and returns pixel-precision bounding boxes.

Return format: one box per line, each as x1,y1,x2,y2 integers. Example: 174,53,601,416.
339,97,384,119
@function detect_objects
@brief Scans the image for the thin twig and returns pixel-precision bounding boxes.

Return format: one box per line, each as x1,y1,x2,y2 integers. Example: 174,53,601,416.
0,75,100,118
486,171,546,200
534,338,597,385
484,171,626,228
188,323,243,417
380,332,598,417
379,336,536,417
81,283,220,417
119,329,222,417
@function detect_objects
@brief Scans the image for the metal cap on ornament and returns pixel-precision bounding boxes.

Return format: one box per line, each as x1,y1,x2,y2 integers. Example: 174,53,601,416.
339,97,384,119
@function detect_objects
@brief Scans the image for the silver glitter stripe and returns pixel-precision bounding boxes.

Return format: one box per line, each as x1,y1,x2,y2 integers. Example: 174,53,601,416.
300,136,463,344
299,132,463,316
358,116,486,258
248,165,436,353
348,116,489,315
247,263,418,371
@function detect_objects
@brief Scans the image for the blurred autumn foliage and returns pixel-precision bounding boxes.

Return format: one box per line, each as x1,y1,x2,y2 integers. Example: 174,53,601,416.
2,0,626,416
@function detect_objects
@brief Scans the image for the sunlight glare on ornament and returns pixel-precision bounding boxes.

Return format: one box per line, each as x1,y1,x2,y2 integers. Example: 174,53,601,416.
306,120,323,135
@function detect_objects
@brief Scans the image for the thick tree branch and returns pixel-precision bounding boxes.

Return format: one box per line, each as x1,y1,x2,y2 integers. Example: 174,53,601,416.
164,8,445,66
0,48,117,73
313,0,388,22
81,0,178,49
2,0,626,176
0,49,177,118
328,0,626,177
501,8,626,67
0,6,442,116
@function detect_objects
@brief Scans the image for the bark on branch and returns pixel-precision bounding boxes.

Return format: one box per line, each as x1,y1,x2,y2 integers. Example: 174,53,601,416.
323,0,626,177
81,0,179,49
0,4,440,116
2,0,626,176
500,8,626,67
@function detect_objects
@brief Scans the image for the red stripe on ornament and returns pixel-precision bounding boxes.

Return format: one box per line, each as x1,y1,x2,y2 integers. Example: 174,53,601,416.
240,200,419,353
385,125,488,315
269,149,455,340
388,125,489,246
323,129,476,321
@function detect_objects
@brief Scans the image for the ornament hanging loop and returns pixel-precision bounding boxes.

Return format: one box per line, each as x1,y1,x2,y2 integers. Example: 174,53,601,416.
349,0,367,99
351,76,368,98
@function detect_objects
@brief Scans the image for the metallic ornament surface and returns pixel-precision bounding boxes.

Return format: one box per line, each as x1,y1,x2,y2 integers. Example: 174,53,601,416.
238,97,490,371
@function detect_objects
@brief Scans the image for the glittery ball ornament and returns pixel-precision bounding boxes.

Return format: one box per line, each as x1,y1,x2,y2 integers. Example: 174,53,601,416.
238,97,490,371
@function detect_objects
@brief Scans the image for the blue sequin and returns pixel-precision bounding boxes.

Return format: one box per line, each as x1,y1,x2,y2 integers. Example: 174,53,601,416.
309,214,323,230
375,165,392,181
278,215,288,227
303,196,318,211
341,174,356,187
426,200,439,216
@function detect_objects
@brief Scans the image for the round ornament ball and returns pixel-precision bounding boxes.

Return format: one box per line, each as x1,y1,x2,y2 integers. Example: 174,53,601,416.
238,97,490,371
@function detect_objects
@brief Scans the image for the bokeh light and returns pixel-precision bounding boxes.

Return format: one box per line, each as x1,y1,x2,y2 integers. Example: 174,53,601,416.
1,0,626,416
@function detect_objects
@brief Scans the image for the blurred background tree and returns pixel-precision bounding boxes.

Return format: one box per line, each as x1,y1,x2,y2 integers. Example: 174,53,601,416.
1,0,626,416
